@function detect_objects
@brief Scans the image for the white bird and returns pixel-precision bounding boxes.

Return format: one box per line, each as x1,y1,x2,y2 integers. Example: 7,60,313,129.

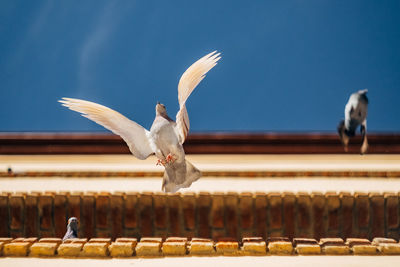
337,89,369,154
59,51,221,192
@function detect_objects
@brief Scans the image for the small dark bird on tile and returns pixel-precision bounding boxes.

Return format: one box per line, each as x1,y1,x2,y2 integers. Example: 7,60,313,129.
62,217,79,241
59,51,221,193
337,89,369,154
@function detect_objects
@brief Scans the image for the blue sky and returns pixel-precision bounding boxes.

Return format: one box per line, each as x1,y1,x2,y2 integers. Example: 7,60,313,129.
0,0,399,132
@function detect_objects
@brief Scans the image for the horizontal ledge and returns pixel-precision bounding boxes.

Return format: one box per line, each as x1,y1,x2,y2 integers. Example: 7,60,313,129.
0,132,400,154
1,170,400,178
2,236,400,257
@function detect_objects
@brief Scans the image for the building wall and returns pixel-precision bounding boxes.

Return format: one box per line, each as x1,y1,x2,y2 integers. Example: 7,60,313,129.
0,191,398,240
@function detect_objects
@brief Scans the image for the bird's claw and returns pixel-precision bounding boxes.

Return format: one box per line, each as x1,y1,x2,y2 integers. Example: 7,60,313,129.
156,154,176,166
156,159,166,166
166,153,176,164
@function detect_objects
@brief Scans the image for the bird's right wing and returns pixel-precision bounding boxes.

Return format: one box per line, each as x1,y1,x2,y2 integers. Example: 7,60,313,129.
59,97,154,160
175,51,221,144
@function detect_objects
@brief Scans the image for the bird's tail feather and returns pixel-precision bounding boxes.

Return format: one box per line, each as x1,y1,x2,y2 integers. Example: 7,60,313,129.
162,160,201,193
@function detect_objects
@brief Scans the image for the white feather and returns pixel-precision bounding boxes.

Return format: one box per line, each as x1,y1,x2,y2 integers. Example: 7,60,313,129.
59,97,154,159
175,51,221,143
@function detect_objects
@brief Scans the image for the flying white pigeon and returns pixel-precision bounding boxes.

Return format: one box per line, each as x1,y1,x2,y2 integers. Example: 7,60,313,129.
337,89,369,154
59,51,221,192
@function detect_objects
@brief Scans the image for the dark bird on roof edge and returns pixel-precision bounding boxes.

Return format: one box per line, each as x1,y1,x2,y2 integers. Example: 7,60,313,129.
62,217,79,241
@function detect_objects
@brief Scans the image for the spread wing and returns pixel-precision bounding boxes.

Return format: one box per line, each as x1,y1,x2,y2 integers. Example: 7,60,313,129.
175,51,221,144
59,97,154,159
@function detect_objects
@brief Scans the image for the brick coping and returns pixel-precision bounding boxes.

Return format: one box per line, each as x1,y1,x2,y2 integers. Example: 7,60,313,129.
1,237,400,257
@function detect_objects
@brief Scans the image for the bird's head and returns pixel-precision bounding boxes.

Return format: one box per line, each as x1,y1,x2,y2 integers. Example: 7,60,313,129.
337,120,350,151
156,102,167,116
67,217,79,231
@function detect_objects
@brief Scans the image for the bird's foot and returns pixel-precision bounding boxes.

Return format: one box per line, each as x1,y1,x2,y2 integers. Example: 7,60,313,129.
165,153,176,164
156,159,166,166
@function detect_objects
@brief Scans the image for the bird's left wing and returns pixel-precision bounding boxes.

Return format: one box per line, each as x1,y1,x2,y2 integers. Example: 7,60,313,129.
175,51,221,144
59,97,154,160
